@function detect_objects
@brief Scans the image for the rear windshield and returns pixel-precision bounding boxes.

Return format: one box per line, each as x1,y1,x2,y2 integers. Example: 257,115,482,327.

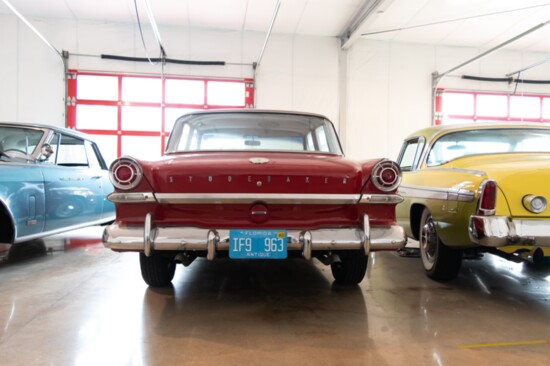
0,126,44,157
427,128,550,166
165,112,343,155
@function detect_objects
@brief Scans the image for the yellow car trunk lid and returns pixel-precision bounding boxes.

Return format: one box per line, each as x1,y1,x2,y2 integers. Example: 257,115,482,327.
449,153,550,218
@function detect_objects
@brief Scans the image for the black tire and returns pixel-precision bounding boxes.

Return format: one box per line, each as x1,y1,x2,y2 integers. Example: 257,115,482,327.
331,250,368,285
140,253,176,287
419,208,463,281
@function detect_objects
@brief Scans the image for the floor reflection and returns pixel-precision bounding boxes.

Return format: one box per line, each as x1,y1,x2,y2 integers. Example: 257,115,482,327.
2,227,550,365
367,250,550,364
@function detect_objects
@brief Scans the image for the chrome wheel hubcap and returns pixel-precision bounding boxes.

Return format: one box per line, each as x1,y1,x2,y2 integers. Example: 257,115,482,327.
420,217,437,265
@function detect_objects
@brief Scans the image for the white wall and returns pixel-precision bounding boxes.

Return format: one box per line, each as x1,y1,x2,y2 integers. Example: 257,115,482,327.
342,39,550,161
255,35,340,123
0,16,65,124
0,15,339,130
342,40,434,161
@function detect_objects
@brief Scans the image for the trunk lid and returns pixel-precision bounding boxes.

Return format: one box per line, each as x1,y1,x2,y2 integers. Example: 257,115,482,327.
449,153,550,217
141,152,375,195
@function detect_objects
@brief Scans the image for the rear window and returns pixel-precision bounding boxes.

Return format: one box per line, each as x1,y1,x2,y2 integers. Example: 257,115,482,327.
166,112,343,155
427,128,550,166
0,126,44,156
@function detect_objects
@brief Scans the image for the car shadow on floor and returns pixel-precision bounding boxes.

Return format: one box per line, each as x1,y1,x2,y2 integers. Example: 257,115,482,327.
0,240,48,264
138,258,384,364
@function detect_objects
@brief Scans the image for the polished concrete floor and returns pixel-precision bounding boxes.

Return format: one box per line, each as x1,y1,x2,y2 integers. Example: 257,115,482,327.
1,227,550,366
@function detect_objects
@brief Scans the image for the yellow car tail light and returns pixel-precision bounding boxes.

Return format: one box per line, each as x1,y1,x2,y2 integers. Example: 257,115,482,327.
477,179,497,216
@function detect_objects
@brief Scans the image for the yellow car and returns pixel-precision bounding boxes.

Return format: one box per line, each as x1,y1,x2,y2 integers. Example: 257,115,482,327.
396,123,550,280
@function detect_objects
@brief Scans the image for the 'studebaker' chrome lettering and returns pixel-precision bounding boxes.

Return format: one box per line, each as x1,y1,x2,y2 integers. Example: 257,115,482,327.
176,176,357,185
398,185,475,202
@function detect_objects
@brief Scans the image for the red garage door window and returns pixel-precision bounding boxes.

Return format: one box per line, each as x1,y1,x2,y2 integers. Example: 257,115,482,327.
66,70,254,165
435,89,550,125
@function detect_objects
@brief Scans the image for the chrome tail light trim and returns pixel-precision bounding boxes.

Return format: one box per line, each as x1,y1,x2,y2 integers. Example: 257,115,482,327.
371,159,402,192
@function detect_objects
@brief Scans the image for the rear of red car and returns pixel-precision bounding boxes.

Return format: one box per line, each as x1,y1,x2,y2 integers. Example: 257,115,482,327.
103,110,405,286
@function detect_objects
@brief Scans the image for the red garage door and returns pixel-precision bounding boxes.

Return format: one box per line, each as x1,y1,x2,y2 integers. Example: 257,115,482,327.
66,70,254,165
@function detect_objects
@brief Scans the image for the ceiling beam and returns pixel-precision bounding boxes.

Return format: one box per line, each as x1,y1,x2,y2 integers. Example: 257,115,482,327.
339,0,386,49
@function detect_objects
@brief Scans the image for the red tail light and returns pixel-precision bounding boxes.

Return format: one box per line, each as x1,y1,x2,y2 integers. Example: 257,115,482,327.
371,160,402,192
109,157,143,190
477,179,497,215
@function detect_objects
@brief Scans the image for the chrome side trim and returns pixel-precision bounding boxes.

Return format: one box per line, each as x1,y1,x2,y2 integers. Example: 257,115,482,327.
108,192,403,205
121,193,404,205
399,185,475,202
14,215,116,244
429,168,485,176
359,194,403,204
154,193,361,205
108,192,156,203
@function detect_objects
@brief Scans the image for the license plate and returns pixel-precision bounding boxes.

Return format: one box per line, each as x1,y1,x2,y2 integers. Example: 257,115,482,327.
229,229,287,259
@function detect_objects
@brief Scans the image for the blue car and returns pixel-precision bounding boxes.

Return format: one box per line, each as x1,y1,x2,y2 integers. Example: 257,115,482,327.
0,122,115,245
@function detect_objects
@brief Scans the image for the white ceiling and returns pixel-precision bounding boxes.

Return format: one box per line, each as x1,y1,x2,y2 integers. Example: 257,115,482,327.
1,0,550,52
356,0,550,52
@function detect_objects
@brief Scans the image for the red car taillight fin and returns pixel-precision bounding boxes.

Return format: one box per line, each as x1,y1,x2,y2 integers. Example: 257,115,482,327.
109,157,143,190
371,159,402,192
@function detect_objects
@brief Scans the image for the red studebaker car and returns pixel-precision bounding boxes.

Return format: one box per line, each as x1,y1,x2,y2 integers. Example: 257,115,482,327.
103,110,405,286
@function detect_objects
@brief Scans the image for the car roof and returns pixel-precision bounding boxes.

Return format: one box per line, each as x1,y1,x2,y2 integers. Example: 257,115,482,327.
405,122,550,141
0,121,95,142
178,109,331,120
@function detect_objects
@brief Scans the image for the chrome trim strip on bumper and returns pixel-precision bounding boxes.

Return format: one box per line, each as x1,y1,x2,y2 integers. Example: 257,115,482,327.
469,215,550,247
107,192,403,205
103,214,406,259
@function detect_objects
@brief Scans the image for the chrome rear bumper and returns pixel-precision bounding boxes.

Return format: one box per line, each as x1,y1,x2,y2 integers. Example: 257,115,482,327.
103,213,406,260
469,215,550,247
